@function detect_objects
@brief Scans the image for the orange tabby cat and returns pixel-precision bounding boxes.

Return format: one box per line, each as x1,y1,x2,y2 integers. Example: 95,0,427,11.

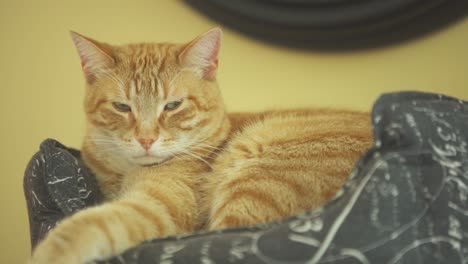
29,28,372,264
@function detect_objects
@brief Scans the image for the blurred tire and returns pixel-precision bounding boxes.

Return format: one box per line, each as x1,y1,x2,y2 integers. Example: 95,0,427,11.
183,0,468,50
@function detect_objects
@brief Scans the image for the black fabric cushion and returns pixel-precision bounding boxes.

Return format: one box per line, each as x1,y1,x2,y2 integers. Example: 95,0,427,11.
24,91,468,263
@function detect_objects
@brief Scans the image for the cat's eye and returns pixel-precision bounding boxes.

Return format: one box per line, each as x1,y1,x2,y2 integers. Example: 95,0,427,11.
164,100,182,111
112,102,132,112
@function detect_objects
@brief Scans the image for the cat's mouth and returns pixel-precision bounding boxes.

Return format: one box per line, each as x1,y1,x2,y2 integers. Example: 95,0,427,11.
140,162,162,167
133,155,173,167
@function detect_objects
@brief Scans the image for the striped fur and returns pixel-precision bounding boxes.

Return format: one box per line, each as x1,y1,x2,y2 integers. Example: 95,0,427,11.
29,29,372,264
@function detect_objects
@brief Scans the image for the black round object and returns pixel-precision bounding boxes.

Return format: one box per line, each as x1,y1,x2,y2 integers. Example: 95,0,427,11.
183,0,468,50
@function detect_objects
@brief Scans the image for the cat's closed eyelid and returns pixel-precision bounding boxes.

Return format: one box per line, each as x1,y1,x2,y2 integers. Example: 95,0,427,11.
164,98,185,111
112,102,132,112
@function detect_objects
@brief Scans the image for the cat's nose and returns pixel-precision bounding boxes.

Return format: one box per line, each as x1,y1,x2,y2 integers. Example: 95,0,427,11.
137,138,155,150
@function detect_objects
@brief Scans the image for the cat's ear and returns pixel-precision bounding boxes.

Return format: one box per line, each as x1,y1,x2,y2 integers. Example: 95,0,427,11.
70,31,115,84
180,28,222,80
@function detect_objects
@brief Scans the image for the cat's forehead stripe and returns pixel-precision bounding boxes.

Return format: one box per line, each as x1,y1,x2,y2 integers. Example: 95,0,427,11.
137,79,143,93
120,43,182,99
150,77,156,94
157,78,165,99
129,79,137,99
126,73,168,99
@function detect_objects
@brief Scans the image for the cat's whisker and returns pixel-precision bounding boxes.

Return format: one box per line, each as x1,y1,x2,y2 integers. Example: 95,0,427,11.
189,137,223,149
85,136,121,143
190,137,223,150
189,146,221,157
91,142,119,147
173,146,213,170
194,143,222,151
86,140,119,144
170,155,188,163
185,139,224,160
89,134,116,139
169,154,193,162
91,144,124,150
97,148,124,153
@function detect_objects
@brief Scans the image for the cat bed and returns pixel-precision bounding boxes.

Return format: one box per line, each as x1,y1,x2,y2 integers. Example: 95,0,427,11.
24,91,468,264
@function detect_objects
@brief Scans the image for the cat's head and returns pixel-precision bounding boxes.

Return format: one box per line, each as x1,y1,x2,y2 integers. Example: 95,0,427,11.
71,28,227,168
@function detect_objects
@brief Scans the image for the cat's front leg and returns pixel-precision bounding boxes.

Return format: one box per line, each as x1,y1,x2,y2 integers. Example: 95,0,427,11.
29,198,166,264
29,166,199,264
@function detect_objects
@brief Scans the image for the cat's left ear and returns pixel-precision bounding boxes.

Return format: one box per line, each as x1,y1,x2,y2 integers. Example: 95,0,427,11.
180,28,222,80
70,31,115,84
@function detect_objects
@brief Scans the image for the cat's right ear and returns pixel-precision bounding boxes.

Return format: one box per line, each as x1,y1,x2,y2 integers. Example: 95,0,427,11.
180,28,222,80
70,31,115,84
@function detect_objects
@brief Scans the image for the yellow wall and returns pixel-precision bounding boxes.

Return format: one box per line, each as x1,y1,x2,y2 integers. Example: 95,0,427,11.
1,0,467,262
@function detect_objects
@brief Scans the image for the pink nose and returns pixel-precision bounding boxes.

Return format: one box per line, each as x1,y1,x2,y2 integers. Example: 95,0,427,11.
137,138,155,150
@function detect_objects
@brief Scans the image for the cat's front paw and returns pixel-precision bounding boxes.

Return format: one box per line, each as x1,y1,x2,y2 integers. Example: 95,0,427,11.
29,234,81,264
28,210,108,264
